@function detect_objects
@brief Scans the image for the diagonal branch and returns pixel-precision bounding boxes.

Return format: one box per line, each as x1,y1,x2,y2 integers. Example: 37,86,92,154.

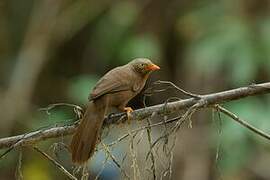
216,105,270,140
0,82,270,149
33,146,77,180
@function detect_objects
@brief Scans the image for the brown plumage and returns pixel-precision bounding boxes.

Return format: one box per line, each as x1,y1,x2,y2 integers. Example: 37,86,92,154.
70,58,160,164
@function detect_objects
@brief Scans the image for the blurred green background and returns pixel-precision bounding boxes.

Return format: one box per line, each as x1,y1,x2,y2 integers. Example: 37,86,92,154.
0,0,270,179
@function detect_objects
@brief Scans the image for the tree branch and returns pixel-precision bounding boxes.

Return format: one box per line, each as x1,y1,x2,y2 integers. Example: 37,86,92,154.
216,105,270,140
0,82,270,149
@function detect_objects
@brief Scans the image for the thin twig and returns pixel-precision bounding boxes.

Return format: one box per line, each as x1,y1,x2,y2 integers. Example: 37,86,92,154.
216,105,270,140
153,80,202,99
33,146,77,180
101,142,130,179
212,108,222,162
94,155,110,180
146,117,156,180
212,108,224,180
145,101,200,160
15,148,23,180
127,126,141,180
39,103,84,118
106,116,182,149
81,164,89,180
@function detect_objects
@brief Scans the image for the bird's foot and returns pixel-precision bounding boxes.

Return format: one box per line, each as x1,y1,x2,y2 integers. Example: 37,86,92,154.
124,107,133,124
124,107,134,113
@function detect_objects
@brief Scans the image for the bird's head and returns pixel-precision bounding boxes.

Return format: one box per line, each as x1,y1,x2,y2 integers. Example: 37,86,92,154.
129,58,160,75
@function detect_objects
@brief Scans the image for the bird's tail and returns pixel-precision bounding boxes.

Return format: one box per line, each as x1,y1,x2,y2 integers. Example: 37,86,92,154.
70,99,106,164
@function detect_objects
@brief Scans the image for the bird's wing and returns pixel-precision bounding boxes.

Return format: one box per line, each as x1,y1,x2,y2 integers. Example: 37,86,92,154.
89,66,134,101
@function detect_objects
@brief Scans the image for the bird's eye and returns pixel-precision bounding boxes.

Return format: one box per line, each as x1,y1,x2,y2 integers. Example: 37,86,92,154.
141,63,144,67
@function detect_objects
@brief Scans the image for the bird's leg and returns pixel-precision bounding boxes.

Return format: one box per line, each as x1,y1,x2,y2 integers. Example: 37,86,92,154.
124,107,133,113
118,106,133,124
124,107,133,124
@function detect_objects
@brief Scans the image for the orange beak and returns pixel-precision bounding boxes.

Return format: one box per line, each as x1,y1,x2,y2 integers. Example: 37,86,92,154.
146,63,160,71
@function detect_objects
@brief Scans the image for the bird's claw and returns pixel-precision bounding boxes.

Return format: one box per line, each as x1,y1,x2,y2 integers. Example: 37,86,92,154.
124,107,134,113
124,107,133,124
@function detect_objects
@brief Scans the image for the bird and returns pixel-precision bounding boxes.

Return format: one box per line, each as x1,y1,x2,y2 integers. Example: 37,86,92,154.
70,58,160,164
